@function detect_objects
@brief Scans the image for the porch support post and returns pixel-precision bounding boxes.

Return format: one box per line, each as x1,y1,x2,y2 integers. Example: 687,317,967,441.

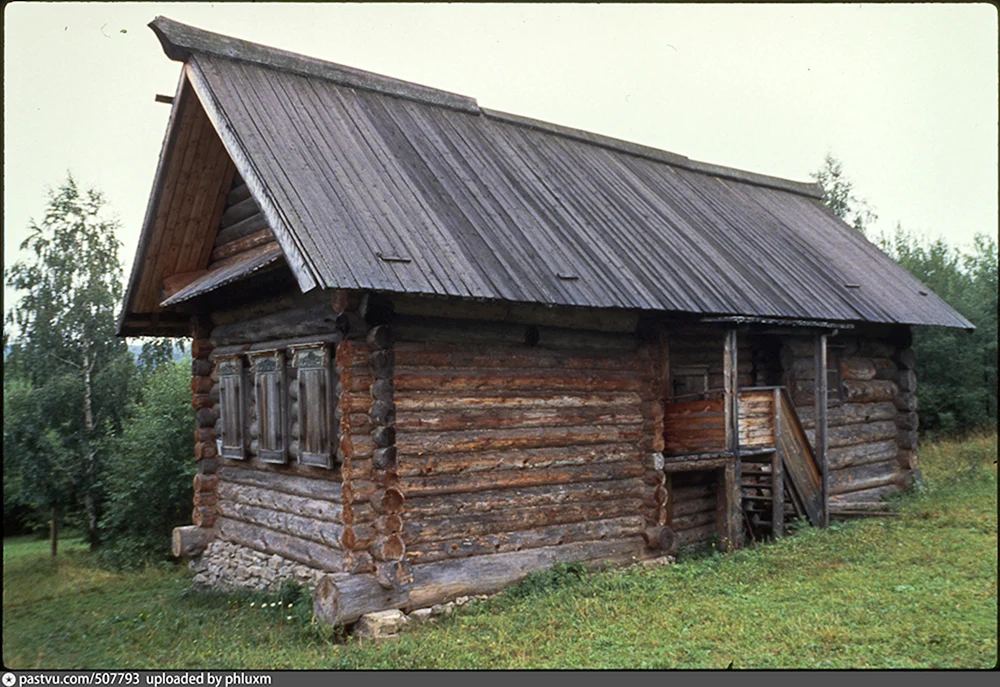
723,327,743,550
771,387,784,538
813,333,829,528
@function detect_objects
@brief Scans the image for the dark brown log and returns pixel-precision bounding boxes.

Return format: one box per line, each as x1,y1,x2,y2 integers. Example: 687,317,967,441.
393,368,644,393
366,325,394,350
859,338,896,358
172,525,210,559
330,290,362,313
642,469,666,487
839,357,877,381
814,420,898,449
193,474,218,493
401,499,645,545
216,517,345,572
210,229,273,262
396,404,642,433
371,534,406,561
404,478,645,519
393,344,644,373
372,426,396,448
371,446,398,470
672,496,716,517
375,560,414,590
397,443,641,478
796,401,896,429
192,392,213,410
195,441,217,461
217,465,343,501
192,358,213,377
335,311,367,339
192,506,217,527
341,502,377,525
373,487,405,514
872,357,897,380
193,491,218,507
896,449,918,470
399,424,644,455
405,516,644,565
375,514,404,535
213,211,269,247
219,195,260,228
400,461,645,498
344,550,375,574
896,412,919,431
227,182,252,206
339,524,378,550
898,430,918,451
894,392,918,413
674,522,717,547
195,407,216,428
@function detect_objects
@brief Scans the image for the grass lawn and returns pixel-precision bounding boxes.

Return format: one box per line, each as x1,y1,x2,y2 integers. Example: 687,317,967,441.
3,433,996,669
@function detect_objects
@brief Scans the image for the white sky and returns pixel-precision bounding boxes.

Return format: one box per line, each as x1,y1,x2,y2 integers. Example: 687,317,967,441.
4,2,997,322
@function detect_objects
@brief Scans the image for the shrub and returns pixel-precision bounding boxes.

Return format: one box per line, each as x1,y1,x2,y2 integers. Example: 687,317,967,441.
97,360,194,569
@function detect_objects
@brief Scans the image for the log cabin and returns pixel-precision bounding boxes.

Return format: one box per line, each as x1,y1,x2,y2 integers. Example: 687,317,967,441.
118,17,974,625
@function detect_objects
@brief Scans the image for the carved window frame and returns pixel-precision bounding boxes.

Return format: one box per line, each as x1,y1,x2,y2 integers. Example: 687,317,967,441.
291,343,336,469
216,355,247,460
251,350,288,464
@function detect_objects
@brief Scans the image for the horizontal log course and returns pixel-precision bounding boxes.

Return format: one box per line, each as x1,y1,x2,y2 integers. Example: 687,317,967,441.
829,459,905,496
227,181,252,206
210,230,274,262
842,379,897,403
341,502,377,525
872,357,898,380
393,345,644,373
216,516,346,572
394,390,643,412
400,461,646,498
217,499,346,549
806,420,898,449
671,483,715,502
827,440,899,471
211,303,340,346
217,481,342,522
396,443,643,478
795,402,896,429
672,496,717,518
209,288,328,326
395,404,643,433
828,483,902,505
839,357,878,381
392,368,646,394
219,195,261,229
397,423,645,455
401,498,646,545
404,478,647,520
217,465,342,501
408,516,646,565
193,474,218,493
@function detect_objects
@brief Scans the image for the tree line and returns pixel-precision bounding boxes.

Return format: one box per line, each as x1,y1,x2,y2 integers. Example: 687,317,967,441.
3,166,996,566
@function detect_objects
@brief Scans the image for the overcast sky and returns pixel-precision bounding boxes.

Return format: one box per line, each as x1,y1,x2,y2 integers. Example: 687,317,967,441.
4,2,997,323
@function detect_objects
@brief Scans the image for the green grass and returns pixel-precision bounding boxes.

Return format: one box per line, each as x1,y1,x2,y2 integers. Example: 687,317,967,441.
4,434,996,669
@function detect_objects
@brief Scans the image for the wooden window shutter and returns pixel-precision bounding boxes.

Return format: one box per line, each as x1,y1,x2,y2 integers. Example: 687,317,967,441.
292,344,335,469
217,356,246,460
252,350,288,464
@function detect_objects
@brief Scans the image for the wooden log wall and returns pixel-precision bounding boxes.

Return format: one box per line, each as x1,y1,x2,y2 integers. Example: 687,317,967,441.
191,316,218,533
392,319,652,569
781,331,914,511
207,175,278,266
667,325,754,392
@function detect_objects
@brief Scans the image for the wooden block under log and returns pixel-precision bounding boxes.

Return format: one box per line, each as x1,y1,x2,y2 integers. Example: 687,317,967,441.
896,412,919,431
172,525,211,559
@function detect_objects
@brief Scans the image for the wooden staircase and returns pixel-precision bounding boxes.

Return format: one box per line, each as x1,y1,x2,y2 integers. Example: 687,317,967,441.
738,388,824,538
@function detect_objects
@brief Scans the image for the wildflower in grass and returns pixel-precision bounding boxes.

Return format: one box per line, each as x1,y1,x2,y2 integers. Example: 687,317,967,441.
288,603,293,608
249,602,255,607
287,616,293,621
271,602,277,607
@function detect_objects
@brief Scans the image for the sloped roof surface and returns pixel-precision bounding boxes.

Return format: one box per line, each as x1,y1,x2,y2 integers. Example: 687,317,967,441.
139,17,973,329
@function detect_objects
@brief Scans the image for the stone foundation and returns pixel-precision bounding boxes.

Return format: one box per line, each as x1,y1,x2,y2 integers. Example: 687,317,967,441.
190,540,326,591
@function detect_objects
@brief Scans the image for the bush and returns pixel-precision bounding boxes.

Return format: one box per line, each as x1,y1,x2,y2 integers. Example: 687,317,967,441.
97,360,195,569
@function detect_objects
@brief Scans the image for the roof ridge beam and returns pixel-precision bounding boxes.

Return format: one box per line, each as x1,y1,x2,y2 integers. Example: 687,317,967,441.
149,16,481,115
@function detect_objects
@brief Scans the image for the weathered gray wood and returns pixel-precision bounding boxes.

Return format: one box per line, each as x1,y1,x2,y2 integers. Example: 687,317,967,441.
172,525,211,558
795,401,896,429
643,524,677,552
771,388,784,538
219,195,261,229
814,332,829,527
218,465,342,501
366,325,394,350
215,516,346,572
216,481,342,521
217,499,345,549
211,302,340,345
371,446,397,470
827,440,899,471
213,211,269,248
829,459,904,496
375,560,414,590
396,443,641,478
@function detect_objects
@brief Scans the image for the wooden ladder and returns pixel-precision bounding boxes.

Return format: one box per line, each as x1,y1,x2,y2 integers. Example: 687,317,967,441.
738,388,824,538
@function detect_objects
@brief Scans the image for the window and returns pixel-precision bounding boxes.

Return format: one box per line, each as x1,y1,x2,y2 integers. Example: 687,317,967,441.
291,344,335,468
252,350,287,464
672,364,710,398
217,356,246,459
